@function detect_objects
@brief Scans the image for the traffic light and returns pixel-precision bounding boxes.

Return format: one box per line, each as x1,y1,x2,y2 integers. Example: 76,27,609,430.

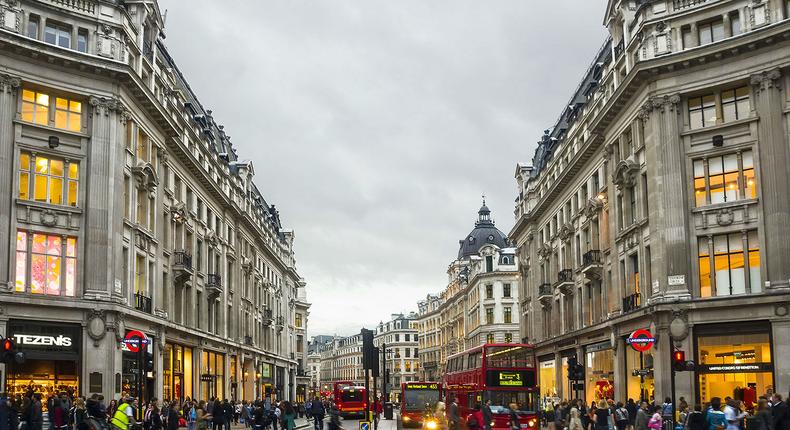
0,337,24,364
672,350,695,372
361,328,376,371
573,364,585,381
144,351,154,372
567,356,578,380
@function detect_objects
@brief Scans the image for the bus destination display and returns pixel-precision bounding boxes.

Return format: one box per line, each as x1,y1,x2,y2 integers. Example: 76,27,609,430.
485,370,536,388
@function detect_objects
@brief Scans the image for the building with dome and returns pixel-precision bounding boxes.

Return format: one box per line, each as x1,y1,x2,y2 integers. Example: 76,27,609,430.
416,202,520,380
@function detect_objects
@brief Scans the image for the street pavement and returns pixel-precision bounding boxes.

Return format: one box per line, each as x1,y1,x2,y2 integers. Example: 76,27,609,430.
226,414,399,430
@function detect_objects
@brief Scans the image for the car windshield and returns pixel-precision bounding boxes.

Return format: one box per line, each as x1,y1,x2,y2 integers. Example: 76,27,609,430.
486,390,537,413
403,389,442,411
341,391,363,402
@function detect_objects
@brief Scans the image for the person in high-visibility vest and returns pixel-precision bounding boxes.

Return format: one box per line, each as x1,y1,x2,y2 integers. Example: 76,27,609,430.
111,397,138,430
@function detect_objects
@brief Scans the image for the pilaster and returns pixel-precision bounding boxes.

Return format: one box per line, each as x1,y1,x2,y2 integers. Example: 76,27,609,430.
642,95,691,300
0,74,21,292
750,69,790,289
84,96,127,300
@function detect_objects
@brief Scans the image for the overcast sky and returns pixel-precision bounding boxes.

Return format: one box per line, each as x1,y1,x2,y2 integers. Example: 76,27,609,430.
159,1,608,337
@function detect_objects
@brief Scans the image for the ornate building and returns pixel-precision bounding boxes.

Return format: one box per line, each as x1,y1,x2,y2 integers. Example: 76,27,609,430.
416,203,520,380
375,313,419,402
0,0,309,402
512,0,790,406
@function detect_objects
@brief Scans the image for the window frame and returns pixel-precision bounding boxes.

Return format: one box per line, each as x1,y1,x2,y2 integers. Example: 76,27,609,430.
687,86,750,130
43,21,72,49
19,152,79,207
698,230,760,298
692,149,755,207
20,88,83,132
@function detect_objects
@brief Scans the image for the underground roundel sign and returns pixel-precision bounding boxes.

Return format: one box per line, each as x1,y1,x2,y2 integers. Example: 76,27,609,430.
626,329,655,352
123,330,150,353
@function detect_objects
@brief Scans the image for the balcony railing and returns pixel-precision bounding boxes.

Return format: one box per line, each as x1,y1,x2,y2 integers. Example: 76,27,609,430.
49,0,96,15
672,0,708,11
557,269,574,283
206,273,222,298
173,251,193,270
538,283,553,297
622,292,641,313
135,292,152,314
583,250,602,266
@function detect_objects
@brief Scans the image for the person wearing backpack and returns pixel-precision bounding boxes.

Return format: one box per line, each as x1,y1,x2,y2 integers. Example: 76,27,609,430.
466,405,483,430
686,405,705,430
187,401,197,430
615,403,629,430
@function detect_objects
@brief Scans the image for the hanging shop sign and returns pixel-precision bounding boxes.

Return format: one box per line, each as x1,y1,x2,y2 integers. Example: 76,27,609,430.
627,329,655,352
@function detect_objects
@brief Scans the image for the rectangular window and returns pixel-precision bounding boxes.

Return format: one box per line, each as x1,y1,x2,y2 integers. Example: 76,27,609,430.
44,22,71,48
137,128,150,162
504,333,513,343
730,13,741,35
698,19,724,45
21,89,49,125
688,94,717,129
693,150,754,207
721,86,750,123
295,313,303,328
698,231,760,297
485,308,494,324
77,29,88,53
682,26,693,49
503,283,511,298
20,153,79,207
55,97,82,132
486,333,495,344
485,255,493,272
504,307,512,324
27,16,39,39
15,230,76,296
135,255,146,295
485,284,493,299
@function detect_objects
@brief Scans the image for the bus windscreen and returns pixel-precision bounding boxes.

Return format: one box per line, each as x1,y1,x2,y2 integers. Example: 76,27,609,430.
403,388,441,411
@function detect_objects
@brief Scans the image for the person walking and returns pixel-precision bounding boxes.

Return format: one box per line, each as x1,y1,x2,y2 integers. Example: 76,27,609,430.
71,398,86,430
634,403,648,430
223,400,234,430
706,398,727,430
166,404,179,430
685,405,705,430
648,407,662,430
281,403,296,430
483,400,493,430
448,398,460,430
625,400,637,430
50,399,68,430
594,401,611,430
615,403,629,430
751,399,772,430
309,397,325,430
723,399,745,430
569,408,584,430
508,403,520,430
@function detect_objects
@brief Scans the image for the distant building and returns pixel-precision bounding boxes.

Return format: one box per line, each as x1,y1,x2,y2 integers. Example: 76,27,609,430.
416,202,520,380
375,313,419,402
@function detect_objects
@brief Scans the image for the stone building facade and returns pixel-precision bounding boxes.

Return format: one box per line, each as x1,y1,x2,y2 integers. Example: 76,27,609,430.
511,0,790,407
0,0,309,402
416,203,521,381
375,313,420,402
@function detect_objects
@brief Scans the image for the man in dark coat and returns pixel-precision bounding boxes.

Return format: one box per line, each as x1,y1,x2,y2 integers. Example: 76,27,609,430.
772,394,790,430
448,397,460,430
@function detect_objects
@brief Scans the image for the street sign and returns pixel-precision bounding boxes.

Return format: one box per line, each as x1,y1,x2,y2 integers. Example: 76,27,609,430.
632,369,652,377
626,329,655,352
123,330,151,353
359,421,370,430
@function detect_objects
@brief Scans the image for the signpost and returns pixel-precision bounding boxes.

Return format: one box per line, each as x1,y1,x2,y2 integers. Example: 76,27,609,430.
359,422,370,430
626,329,655,352
123,330,151,422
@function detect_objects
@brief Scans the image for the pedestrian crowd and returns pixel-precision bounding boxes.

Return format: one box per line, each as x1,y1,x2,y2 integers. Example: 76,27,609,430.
0,391,327,430
538,392,790,430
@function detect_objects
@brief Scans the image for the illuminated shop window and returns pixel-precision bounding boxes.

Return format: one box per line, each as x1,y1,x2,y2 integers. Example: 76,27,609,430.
15,230,76,296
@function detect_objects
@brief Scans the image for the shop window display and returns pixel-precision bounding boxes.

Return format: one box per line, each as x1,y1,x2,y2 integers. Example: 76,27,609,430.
696,330,773,405
164,343,193,401
625,346,655,403
539,359,557,405
201,350,225,401
585,345,614,403
6,359,79,404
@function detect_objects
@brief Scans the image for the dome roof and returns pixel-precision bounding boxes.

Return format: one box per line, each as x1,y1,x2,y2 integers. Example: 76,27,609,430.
457,202,509,258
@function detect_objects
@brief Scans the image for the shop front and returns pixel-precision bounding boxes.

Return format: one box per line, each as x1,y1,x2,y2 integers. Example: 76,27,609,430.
694,322,773,406
585,341,614,403
121,330,155,401
5,320,81,399
163,343,193,401
200,350,225,401
261,363,274,398
625,331,655,403
538,356,557,406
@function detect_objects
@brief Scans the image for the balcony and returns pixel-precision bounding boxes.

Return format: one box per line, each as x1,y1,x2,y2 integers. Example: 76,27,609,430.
622,292,641,314
48,0,97,15
206,273,223,298
135,292,152,314
581,249,603,280
672,0,708,11
262,308,273,326
614,39,625,59
172,251,193,283
538,283,553,308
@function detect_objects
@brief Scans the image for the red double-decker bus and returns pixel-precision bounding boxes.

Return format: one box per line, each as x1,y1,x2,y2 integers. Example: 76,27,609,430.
443,343,538,430
400,382,443,427
332,381,367,418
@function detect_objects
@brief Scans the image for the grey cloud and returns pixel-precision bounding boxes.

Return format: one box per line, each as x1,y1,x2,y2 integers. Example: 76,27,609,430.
160,0,607,336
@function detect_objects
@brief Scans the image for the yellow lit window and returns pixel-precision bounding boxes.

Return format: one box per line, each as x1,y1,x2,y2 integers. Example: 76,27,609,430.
21,89,49,125
135,254,146,295
54,97,82,132
137,128,149,162
693,151,755,207
22,153,79,207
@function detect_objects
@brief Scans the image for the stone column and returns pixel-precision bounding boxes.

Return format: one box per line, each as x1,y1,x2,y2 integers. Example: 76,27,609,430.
652,323,672,405
772,319,790,397
613,335,627,404
641,95,691,300
751,69,790,289
85,96,126,300
554,351,563,399
0,74,20,291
